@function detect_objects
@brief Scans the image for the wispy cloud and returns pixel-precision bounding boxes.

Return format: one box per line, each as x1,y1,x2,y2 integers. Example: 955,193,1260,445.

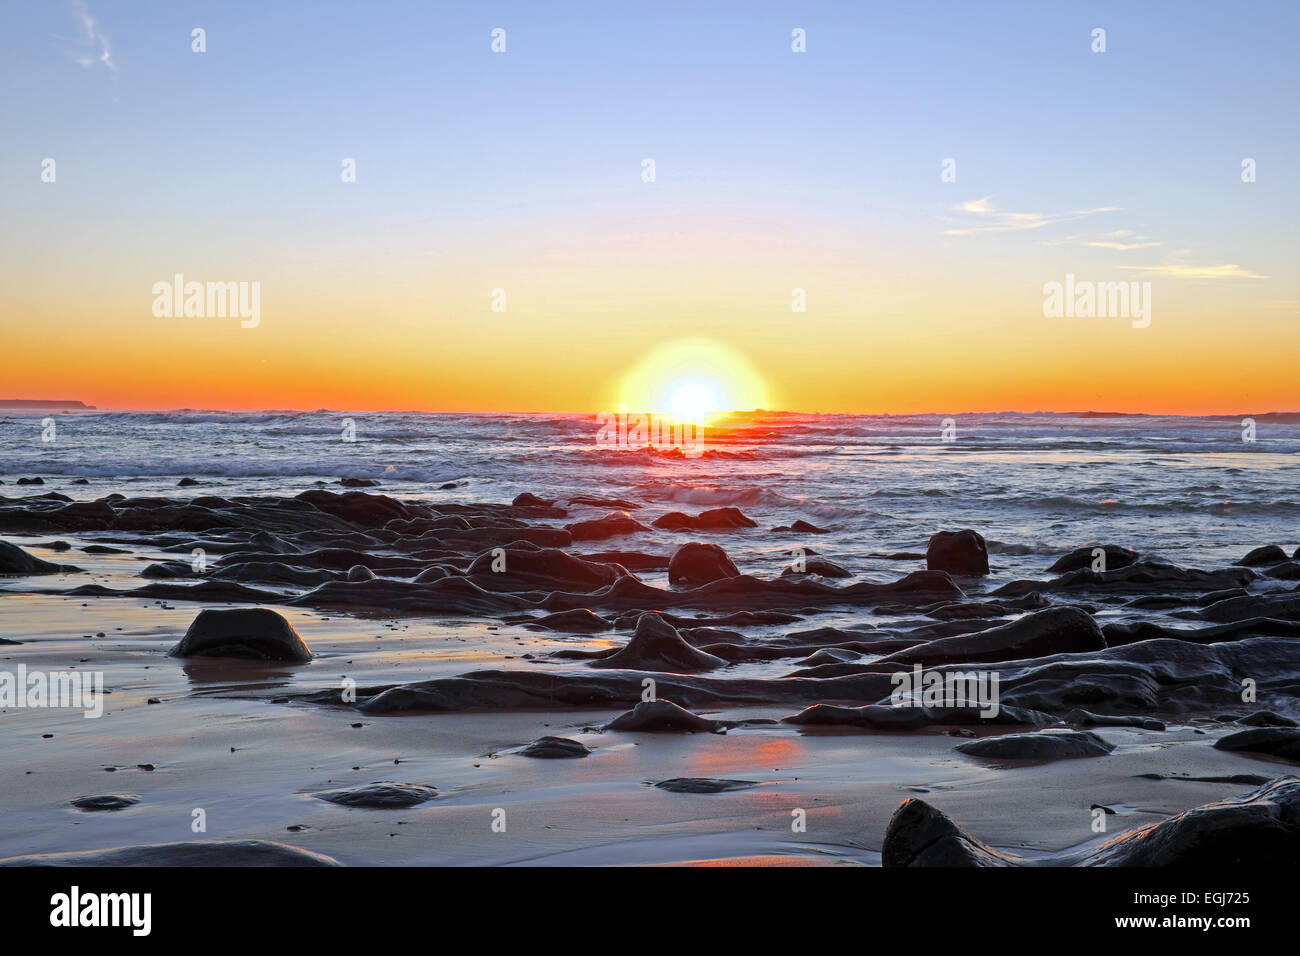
1086,240,1163,251
1117,263,1269,280
64,0,116,77
944,197,1120,236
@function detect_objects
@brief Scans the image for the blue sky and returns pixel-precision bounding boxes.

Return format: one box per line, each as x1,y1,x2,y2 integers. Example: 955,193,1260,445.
1,1,1296,413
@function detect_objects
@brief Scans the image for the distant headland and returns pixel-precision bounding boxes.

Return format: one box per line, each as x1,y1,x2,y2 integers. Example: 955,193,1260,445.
0,400,96,410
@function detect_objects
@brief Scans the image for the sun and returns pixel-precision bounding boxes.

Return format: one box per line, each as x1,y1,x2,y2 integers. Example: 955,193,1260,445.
612,338,771,423
664,381,723,424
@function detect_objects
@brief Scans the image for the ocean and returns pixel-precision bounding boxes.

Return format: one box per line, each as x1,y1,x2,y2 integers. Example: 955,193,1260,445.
3,410,1297,580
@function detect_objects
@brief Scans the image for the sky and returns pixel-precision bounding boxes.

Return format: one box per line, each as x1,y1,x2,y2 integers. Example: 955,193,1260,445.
1,0,1296,414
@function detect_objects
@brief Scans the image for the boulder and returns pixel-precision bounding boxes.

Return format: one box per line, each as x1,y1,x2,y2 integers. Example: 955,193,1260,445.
169,608,312,662
565,512,650,541
652,507,757,532
590,613,727,672
926,529,989,576
1048,544,1139,573
668,542,740,587
1214,727,1300,763
604,698,723,733
1235,545,1289,567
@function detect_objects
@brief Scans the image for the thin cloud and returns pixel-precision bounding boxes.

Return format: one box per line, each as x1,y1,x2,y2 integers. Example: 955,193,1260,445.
1117,263,1269,279
944,197,1120,236
65,0,116,77
1087,240,1163,251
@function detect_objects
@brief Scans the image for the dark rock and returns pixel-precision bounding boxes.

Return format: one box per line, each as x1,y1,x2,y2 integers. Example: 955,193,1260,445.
169,607,312,662
926,529,989,576
512,492,553,507
668,542,739,587
339,478,379,488
883,777,1300,866
0,539,67,575
1214,728,1300,763
783,703,1054,730
1263,561,1300,580
1235,545,1288,567
781,556,851,578
412,566,452,583
565,512,651,541
517,736,592,758
295,489,415,528
653,778,758,793
591,613,727,672
954,730,1114,761
313,782,438,808
653,507,757,532
466,546,624,592
1048,544,1139,573
178,477,200,487
71,794,139,811
1064,708,1165,731
518,609,613,633
1239,711,1299,728
605,699,723,733
996,561,1255,597
874,606,1105,668
141,560,202,579
0,840,342,867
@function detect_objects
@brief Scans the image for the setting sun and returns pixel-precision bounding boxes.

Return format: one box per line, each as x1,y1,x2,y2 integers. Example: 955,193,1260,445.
664,381,722,424
612,338,772,418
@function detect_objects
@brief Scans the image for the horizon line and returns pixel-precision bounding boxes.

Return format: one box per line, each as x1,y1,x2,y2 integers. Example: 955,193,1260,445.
5,403,1300,420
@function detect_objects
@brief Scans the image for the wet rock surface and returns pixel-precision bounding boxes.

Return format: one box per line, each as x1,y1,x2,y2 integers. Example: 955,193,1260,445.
883,777,1300,866
954,730,1116,761
313,782,439,808
652,777,759,793
7,488,1300,864
170,607,312,662
927,529,989,576
0,840,343,867
517,736,593,758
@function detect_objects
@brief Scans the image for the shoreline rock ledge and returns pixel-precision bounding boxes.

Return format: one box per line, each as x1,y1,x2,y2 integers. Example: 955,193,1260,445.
883,776,1300,866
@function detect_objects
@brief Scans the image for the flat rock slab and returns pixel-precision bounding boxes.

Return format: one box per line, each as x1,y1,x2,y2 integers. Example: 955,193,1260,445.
71,794,139,811
1064,708,1165,731
1214,727,1300,763
955,730,1115,761
652,778,760,794
517,736,593,758
313,782,439,808
0,840,341,867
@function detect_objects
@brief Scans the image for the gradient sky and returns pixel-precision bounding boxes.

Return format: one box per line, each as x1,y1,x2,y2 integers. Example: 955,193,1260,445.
2,0,1297,414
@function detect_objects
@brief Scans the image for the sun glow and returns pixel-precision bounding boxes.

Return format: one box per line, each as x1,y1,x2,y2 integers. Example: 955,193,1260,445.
612,338,771,424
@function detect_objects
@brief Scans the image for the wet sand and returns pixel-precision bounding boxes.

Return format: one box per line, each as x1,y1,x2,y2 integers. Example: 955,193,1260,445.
2,535,1296,865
